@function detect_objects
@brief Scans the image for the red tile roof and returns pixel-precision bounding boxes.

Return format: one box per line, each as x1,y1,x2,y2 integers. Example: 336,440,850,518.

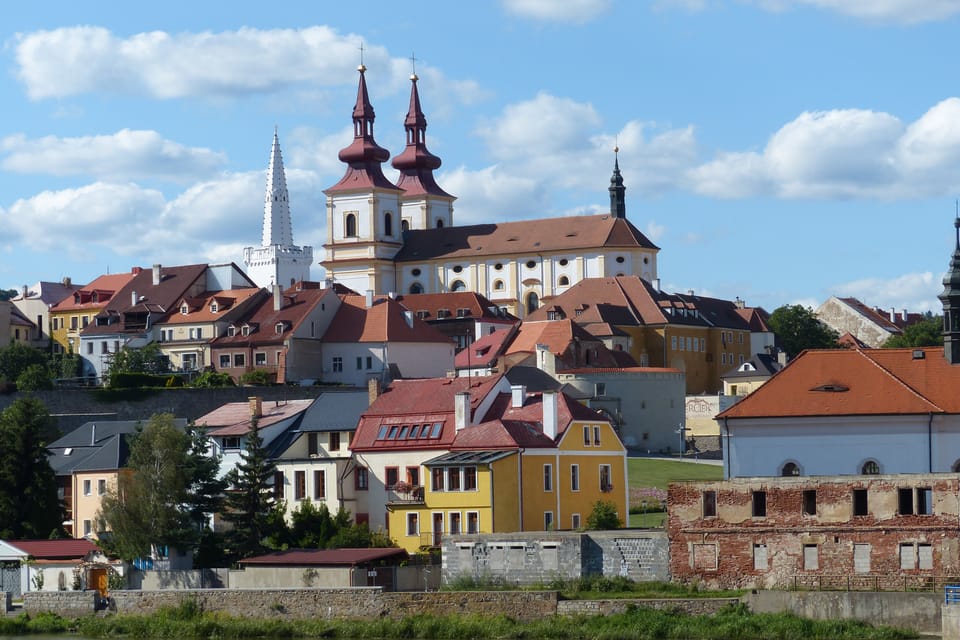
211,283,337,348
506,319,627,368
164,288,265,324
718,347,960,419
394,292,517,324
196,399,314,436
322,295,454,344
51,271,138,312
239,547,407,566
454,327,517,369
7,539,98,559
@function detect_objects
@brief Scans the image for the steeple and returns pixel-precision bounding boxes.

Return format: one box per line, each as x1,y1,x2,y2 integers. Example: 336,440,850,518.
609,146,626,219
326,64,398,192
262,128,293,247
391,72,453,198
939,214,960,364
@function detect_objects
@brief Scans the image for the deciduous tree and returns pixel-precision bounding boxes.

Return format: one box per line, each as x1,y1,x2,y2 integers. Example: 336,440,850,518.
883,316,943,348
767,304,839,359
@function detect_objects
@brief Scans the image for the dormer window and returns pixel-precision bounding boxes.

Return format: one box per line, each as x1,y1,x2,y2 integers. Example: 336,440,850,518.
275,323,285,335
210,302,219,313
180,304,189,315
241,325,250,337
227,326,236,337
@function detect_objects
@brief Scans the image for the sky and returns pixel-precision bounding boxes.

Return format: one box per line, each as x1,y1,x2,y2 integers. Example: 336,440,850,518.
3,0,960,315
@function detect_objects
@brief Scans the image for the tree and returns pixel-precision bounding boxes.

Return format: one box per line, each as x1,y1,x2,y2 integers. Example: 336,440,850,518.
0,342,48,384
16,364,53,391
883,316,943,348
585,500,622,530
222,422,279,560
767,304,839,359
107,342,170,377
0,289,17,301
0,397,62,538
99,415,225,562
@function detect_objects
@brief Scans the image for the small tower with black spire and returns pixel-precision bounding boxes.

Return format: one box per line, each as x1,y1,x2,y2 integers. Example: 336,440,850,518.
939,215,960,364
609,146,626,219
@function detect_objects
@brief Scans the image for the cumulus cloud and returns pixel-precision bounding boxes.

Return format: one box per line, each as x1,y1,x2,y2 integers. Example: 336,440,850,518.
500,0,611,23
439,165,549,225
1,129,226,182
690,98,960,200
751,0,960,24
830,272,941,314
477,93,603,159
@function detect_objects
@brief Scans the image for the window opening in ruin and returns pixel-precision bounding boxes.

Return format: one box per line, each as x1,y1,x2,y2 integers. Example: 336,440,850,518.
861,460,880,475
917,487,932,515
752,491,766,517
802,489,817,516
853,488,868,516
703,490,717,518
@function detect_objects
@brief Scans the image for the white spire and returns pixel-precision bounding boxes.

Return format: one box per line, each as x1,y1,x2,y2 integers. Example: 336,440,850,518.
263,128,294,247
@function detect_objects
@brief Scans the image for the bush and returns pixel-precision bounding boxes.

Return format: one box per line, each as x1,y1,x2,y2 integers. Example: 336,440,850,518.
586,500,622,530
239,369,275,385
108,372,170,388
16,364,53,391
191,370,235,388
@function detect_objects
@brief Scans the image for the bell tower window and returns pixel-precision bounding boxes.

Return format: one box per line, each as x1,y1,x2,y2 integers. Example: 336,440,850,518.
384,212,393,237
345,213,357,237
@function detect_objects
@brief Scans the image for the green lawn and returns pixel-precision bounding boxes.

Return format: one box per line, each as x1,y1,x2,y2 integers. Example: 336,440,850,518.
626,457,723,528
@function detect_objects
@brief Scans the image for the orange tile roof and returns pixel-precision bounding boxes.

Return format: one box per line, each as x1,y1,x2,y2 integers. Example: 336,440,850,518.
50,271,138,312
164,288,265,324
322,294,454,344
7,539,98,559
196,398,314,436
718,347,960,419
394,291,517,323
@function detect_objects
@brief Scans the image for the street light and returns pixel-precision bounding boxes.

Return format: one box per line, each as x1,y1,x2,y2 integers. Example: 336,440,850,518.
676,423,686,457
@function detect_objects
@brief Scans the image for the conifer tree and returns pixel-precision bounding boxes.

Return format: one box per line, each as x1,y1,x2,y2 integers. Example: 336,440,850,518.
222,421,278,559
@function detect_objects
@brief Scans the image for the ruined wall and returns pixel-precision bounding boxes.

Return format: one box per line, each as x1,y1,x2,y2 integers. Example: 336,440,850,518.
668,474,960,589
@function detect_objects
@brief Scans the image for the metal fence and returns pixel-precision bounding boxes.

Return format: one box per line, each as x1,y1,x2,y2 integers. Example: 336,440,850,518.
790,574,960,592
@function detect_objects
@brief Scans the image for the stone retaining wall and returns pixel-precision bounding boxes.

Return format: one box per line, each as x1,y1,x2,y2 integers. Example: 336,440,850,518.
557,597,740,617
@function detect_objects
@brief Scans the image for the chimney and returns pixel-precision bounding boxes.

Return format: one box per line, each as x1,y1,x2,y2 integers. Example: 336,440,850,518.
777,349,788,367
535,344,556,377
389,291,397,300
273,284,282,311
249,396,263,420
403,310,414,328
902,309,908,322
511,384,526,408
365,290,374,308
368,377,381,405
687,289,695,296
653,278,661,292
152,264,161,286
20,285,27,299
131,290,138,306
542,391,558,440
890,307,896,323
455,391,471,430
324,277,333,289
62,277,72,287
90,424,96,446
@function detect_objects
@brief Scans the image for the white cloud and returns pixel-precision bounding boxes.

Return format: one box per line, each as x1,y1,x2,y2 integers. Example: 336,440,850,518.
477,93,603,159
690,99,960,200
753,0,960,24
501,0,611,23
439,165,548,225
830,272,940,314
1,129,226,182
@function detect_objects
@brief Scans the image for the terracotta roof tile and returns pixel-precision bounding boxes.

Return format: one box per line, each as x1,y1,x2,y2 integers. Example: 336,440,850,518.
51,272,138,312
7,539,98,559
394,291,517,323
164,288,265,324
196,399,314,436
322,294,454,344
211,284,336,348
239,547,407,566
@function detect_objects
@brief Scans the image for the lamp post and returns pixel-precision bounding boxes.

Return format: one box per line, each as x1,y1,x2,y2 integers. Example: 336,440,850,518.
676,423,686,457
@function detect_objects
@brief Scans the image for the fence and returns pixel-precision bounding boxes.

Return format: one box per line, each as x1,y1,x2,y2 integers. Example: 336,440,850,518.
790,574,960,592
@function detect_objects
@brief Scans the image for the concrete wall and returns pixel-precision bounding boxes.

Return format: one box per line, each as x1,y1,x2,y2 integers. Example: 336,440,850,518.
228,567,353,589
944,603,960,640
441,530,669,585
744,590,943,635
130,569,227,590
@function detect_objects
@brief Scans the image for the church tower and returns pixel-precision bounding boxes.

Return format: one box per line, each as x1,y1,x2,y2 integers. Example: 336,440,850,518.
940,216,960,364
391,72,455,231
609,147,626,219
242,130,313,289
322,64,403,295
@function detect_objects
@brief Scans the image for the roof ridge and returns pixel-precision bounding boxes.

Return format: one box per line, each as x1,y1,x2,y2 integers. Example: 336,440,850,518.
858,349,945,412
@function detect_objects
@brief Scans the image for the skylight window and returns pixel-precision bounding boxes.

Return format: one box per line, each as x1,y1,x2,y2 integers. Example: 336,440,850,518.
812,384,849,393
430,422,443,438
377,425,388,439
398,426,409,439
387,426,399,439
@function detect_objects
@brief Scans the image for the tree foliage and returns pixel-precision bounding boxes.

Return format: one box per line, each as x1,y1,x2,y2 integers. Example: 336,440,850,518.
883,316,943,348
586,500,622,530
222,422,278,560
0,289,18,301
265,500,393,550
190,370,235,388
106,342,170,377
16,364,53,391
767,304,839,359
0,397,62,538
0,342,49,384
99,414,224,562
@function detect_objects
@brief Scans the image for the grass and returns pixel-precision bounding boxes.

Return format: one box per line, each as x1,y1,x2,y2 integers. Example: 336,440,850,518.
628,457,724,490
0,602,917,640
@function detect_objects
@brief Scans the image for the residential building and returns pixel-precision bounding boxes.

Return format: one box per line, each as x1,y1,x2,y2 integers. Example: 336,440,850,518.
242,130,313,289
209,281,343,384
453,326,519,377
49,271,138,360
720,351,786,398
321,67,659,317
815,296,927,348
320,292,455,387
0,538,119,596
393,291,517,352
0,301,35,346
503,318,637,370
157,287,267,373
11,278,80,350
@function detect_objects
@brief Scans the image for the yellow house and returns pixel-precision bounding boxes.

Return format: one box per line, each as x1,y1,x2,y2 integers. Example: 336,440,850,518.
382,386,628,553
49,271,138,356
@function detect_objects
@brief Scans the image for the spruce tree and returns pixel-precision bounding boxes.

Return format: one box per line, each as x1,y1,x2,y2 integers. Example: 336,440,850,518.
222,422,279,559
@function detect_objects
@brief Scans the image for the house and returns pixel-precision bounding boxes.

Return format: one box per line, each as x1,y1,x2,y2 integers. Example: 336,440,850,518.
208,281,343,384
320,67,659,317
525,276,758,394
320,292,455,387
453,326,519,377
11,278,81,351
720,351,786,398
49,271,137,359
393,291,517,352
668,474,960,590
156,287,267,373
0,538,120,597
504,318,637,370
815,296,926,348
48,419,187,538
233,547,408,589
268,389,371,521
0,301,36,346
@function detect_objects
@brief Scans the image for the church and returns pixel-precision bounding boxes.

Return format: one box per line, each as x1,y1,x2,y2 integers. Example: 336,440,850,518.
246,64,661,318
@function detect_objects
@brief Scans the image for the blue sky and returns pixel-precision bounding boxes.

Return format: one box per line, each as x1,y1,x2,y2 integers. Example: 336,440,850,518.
3,0,960,315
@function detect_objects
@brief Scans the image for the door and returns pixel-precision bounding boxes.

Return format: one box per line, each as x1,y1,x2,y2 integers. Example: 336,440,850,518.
0,562,20,598
432,513,444,547
90,568,108,597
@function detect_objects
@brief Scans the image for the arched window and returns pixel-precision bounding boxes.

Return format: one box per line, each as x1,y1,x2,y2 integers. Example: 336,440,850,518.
526,292,540,315
861,460,880,475
409,283,424,294
953,459,960,473
384,212,393,236
493,279,504,291
436,219,444,228
450,280,466,292
558,275,570,287
401,219,410,232
781,462,800,477
345,213,357,237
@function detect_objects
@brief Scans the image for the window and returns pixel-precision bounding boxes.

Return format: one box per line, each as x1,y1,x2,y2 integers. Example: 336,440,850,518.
781,462,800,476
430,422,442,438
98,479,106,495
448,467,461,491
255,352,266,366
222,436,241,450
399,426,409,439
854,543,871,574
467,511,479,534
345,213,357,237
450,512,461,534
493,279,504,291
314,470,325,499
900,543,917,570
407,513,419,536
558,275,569,286
526,292,539,314
273,471,285,500
407,466,420,487
432,467,444,491
861,460,880,475
83,479,92,496
543,464,553,492
355,466,369,490
752,491,766,517
83,520,92,536
233,353,245,367
325,431,340,452
385,467,399,489
70,316,77,329
544,511,554,530
595,383,606,397
295,470,306,500
754,543,768,571
450,280,466,292
593,425,601,446
671,336,677,350
853,488,869,516
899,487,933,515
583,426,591,446
356,356,363,370
86,342,93,355
384,212,393,236
803,544,819,570
571,464,580,491
219,354,230,368
599,464,613,492
572,513,581,529
463,466,477,491
919,543,933,570
803,490,817,516
703,490,717,517
332,356,343,372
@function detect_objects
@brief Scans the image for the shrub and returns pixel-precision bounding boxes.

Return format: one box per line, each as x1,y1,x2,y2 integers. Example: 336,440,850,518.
239,369,275,385
586,499,622,530
191,370,235,388
16,364,53,391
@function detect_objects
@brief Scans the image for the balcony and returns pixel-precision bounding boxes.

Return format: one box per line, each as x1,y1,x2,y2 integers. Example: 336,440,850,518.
386,484,424,504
